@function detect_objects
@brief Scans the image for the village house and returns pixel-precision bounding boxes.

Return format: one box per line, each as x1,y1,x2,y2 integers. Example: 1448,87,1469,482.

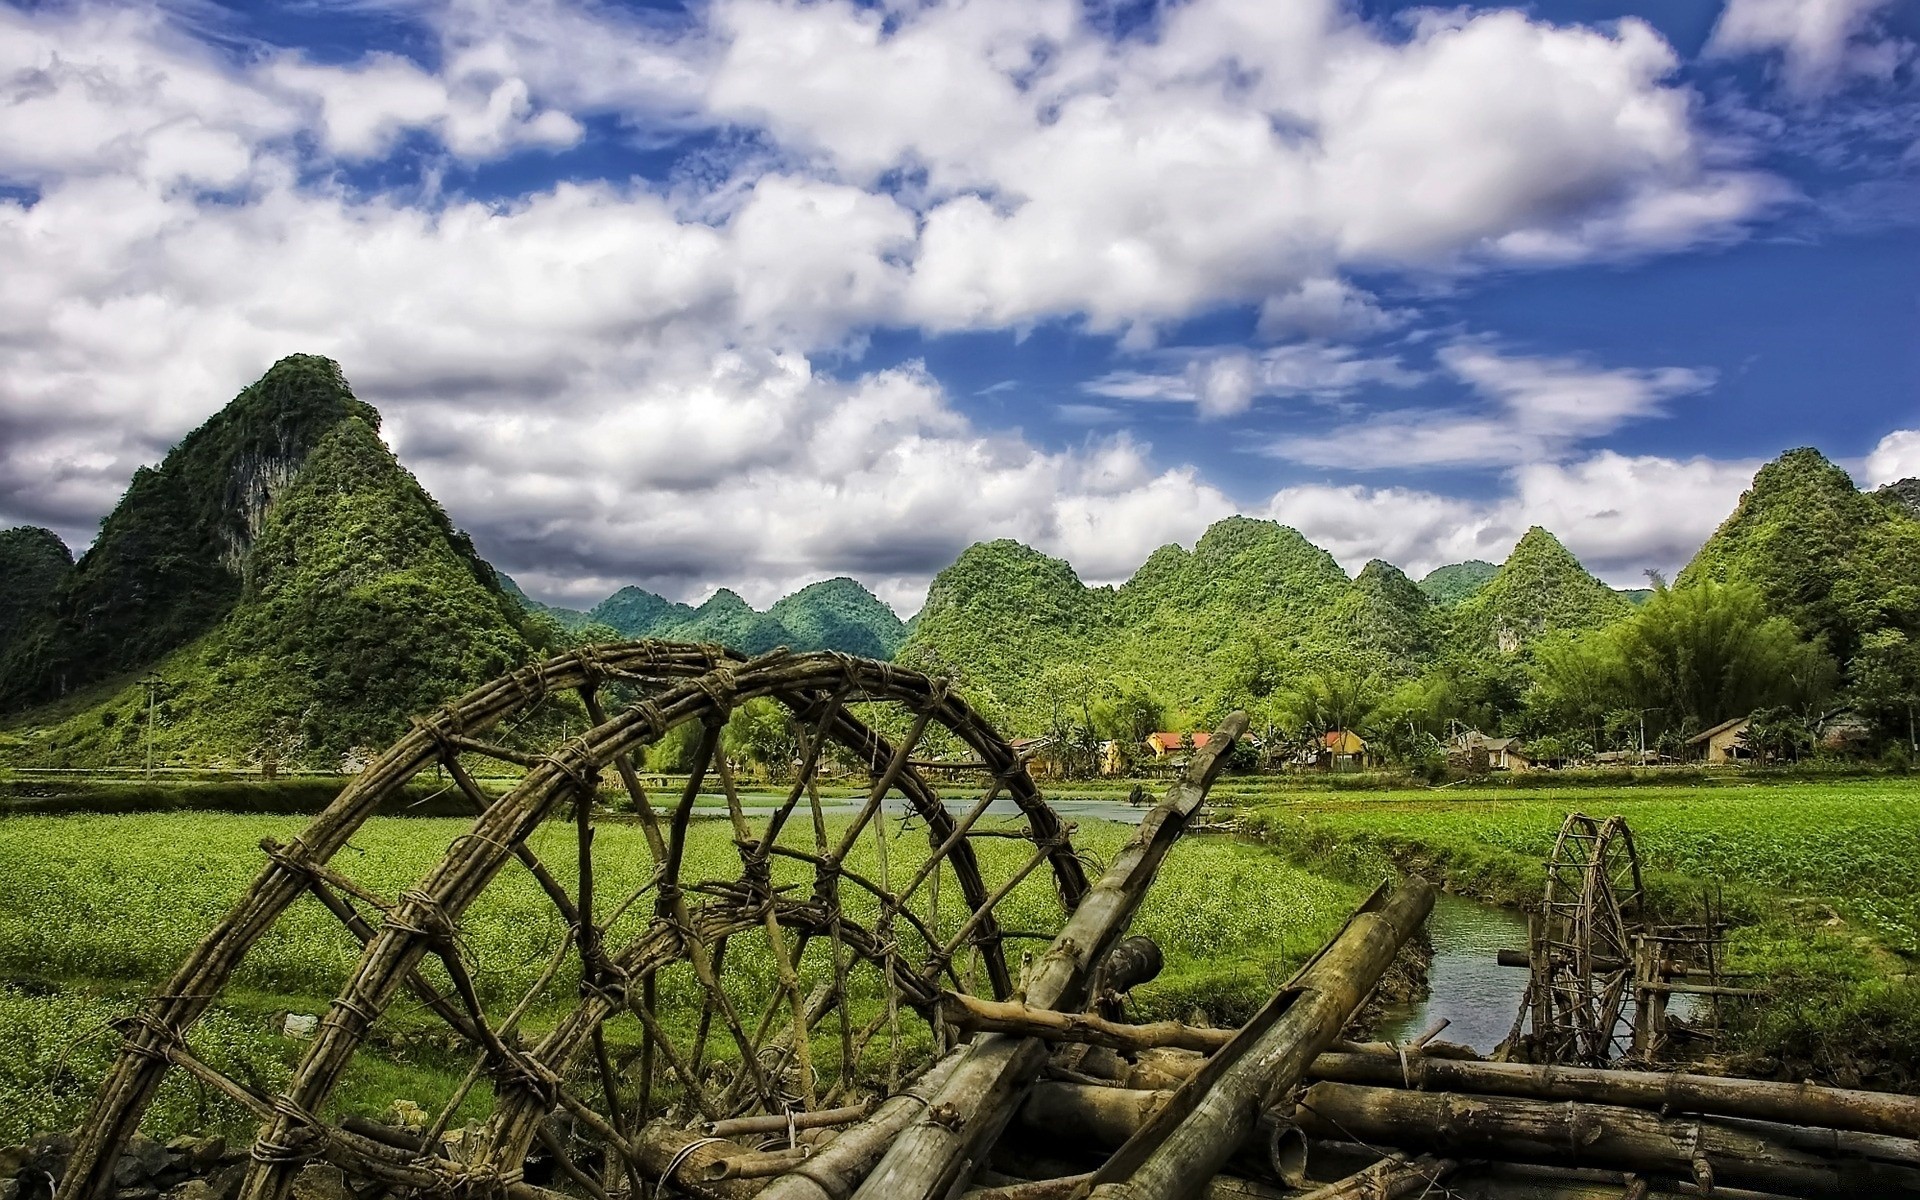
1686,715,1752,765
1319,729,1374,771
1450,730,1532,771
1143,731,1212,760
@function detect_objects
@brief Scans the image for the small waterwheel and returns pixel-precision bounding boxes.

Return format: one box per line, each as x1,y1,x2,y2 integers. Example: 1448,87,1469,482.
1503,812,1646,1065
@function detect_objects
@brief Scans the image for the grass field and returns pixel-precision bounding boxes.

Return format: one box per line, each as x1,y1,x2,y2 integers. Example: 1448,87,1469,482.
0,808,1362,1143
1237,777,1920,1085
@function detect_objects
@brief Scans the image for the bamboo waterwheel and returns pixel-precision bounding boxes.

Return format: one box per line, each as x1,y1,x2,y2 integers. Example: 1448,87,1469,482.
66,643,1091,1200
1505,812,1646,1066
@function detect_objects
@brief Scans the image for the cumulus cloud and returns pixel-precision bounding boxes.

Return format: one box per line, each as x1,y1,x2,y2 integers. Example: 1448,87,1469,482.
1866,429,1920,485
1706,0,1909,95
1264,450,1760,585
705,0,1775,332
397,351,1237,612
1266,343,1714,469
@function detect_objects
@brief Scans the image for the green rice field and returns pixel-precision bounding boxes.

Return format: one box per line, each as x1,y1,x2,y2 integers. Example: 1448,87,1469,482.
0,808,1361,1142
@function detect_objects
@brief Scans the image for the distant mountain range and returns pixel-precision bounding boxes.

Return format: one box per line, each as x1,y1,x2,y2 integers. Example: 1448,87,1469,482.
502,576,907,660
3,354,1915,763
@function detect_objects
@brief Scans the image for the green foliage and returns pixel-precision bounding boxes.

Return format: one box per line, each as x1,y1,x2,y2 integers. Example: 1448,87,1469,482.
1417,560,1497,606
1529,579,1838,740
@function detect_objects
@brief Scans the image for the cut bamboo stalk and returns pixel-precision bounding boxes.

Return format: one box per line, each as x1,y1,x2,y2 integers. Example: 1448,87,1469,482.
1305,1052,1920,1140
1084,876,1435,1200
1289,1082,1920,1198
1293,1153,1456,1200
841,713,1249,1200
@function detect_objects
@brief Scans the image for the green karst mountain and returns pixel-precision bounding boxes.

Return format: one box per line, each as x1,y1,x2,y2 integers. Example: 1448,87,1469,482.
1875,478,1920,519
898,539,1108,704
1682,448,1920,662
1,356,538,766
768,577,907,659
1,356,380,708
1417,560,1497,606
1450,527,1633,655
589,586,697,636
13,354,1900,763
498,575,593,631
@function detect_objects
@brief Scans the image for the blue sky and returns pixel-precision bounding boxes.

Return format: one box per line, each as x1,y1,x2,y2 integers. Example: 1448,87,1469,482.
1,0,1916,612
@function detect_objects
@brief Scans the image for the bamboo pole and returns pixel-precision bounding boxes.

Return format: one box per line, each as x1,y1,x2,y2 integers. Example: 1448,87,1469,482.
842,714,1250,1200
1306,1052,1920,1140
755,1048,967,1200
1084,876,1435,1200
1289,1082,1920,1198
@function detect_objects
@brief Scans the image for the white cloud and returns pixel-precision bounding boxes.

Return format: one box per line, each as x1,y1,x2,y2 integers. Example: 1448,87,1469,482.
394,350,1237,612
1706,0,1908,95
1084,344,1419,417
1257,278,1406,340
1266,342,1714,468
1866,429,1920,485
707,0,1774,332
1264,450,1760,585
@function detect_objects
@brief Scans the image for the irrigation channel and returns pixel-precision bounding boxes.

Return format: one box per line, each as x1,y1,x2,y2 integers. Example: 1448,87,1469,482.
1377,892,1530,1053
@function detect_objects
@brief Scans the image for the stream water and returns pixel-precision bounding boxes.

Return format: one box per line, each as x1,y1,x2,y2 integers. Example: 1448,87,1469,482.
1375,892,1532,1053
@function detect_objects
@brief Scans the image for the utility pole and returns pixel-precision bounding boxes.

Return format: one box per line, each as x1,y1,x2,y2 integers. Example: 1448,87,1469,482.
139,674,168,780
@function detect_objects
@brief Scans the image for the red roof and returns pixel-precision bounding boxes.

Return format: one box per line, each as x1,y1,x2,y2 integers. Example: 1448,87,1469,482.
1147,731,1211,750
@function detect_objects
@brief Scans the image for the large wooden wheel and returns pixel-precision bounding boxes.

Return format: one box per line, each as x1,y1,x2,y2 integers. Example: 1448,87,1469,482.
67,644,1089,1200
1509,813,1646,1066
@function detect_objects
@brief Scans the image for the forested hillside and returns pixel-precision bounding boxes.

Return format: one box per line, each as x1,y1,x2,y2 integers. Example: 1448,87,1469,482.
1417,561,1496,606
899,517,1633,738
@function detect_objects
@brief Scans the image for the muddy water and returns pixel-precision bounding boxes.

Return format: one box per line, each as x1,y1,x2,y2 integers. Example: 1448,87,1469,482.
1376,892,1531,1053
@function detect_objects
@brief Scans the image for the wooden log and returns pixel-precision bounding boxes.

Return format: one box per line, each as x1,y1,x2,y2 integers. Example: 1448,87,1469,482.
1289,1082,1920,1198
1306,1052,1920,1140
843,714,1250,1200
1020,1082,1173,1148
1085,876,1435,1200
